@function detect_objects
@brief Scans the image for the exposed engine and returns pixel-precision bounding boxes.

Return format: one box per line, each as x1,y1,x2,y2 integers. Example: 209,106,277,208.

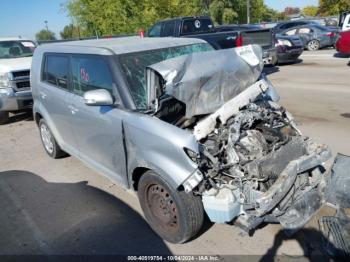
147,45,333,233
193,99,330,232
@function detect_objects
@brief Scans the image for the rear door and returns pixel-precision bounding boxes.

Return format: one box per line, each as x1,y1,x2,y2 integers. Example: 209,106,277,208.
68,55,127,185
297,27,313,45
40,54,78,154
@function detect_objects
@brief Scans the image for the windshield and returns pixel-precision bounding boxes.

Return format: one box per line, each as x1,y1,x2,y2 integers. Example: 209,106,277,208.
119,43,214,109
0,41,35,59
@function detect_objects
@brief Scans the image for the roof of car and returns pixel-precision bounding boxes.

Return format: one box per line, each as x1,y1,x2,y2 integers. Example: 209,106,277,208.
0,37,32,41
156,16,211,23
281,24,330,33
37,36,207,56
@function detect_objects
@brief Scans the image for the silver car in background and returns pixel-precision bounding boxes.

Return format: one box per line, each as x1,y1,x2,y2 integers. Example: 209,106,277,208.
31,37,343,244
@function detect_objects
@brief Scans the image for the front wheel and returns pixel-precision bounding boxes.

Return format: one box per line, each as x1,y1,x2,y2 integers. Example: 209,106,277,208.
138,171,204,243
307,40,320,51
0,111,9,125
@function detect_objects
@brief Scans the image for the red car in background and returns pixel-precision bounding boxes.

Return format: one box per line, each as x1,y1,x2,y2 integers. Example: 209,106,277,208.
336,30,350,54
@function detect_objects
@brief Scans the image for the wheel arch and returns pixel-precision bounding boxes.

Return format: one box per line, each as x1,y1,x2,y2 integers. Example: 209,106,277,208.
34,112,43,126
131,167,150,191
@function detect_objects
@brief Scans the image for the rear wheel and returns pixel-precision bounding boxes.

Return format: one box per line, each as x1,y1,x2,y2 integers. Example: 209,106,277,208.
307,40,320,51
0,111,9,125
138,171,204,243
39,119,67,159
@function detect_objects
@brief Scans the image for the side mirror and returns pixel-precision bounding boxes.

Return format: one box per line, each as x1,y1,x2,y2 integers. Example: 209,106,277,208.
83,89,114,106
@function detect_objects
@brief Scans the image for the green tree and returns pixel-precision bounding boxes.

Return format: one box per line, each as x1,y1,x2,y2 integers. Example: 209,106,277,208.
35,29,56,41
302,5,319,17
207,0,268,24
319,0,350,16
261,6,279,22
65,0,201,36
209,0,238,24
60,24,81,39
64,0,279,34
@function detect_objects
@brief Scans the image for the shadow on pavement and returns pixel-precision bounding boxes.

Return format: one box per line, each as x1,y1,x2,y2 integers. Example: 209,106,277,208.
278,58,303,66
6,110,33,125
0,170,171,255
259,228,341,262
333,52,350,59
262,66,280,76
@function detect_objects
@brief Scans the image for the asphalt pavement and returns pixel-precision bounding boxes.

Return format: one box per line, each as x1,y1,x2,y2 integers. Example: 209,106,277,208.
0,49,349,260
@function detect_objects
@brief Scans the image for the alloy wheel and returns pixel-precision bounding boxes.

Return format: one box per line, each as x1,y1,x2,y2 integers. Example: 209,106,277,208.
40,123,54,154
308,40,320,51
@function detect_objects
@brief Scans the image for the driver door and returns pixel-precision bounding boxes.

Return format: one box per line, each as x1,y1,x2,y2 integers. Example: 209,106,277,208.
68,55,127,185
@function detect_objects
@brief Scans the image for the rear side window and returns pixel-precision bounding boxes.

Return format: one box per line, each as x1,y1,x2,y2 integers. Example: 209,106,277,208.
299,28,312,34
163,21,176,37
285,29,297,35
42,54,69,89
71,56,113,96
181,18,213,35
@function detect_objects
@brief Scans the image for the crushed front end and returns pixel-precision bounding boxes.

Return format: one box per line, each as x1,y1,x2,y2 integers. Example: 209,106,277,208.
192,81,331,232
146,45,334,233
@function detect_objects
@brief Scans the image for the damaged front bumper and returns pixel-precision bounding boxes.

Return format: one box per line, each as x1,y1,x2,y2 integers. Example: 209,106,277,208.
201,140,332,231
269,142,332,230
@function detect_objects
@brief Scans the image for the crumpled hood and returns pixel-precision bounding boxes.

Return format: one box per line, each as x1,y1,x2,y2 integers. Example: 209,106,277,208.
0,57,32,73
147,45,263,118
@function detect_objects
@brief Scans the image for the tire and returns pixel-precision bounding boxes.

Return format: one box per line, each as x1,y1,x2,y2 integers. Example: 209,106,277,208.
307,40,320,51
0,111,9,125
138,170,204,243
39,119,67,159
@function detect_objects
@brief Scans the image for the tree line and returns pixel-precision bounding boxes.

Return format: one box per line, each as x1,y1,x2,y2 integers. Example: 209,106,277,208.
36,0,350,40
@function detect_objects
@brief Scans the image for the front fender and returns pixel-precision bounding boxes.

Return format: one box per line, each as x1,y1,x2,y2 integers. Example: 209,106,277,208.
122,113,199,189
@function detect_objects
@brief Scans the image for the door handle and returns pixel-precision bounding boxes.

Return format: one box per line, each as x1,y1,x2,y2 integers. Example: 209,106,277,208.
68,105,79,114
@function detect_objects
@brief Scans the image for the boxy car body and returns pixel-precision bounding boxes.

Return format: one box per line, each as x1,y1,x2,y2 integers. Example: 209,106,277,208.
31,37,345,244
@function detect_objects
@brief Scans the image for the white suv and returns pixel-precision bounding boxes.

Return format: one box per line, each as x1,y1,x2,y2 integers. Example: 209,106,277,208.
0,37,35,124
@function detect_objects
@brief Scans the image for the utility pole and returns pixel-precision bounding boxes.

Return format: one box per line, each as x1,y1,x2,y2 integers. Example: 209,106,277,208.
247,0,250,24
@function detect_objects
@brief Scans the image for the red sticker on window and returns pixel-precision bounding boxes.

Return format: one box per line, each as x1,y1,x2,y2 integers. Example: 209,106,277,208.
80,68,89,82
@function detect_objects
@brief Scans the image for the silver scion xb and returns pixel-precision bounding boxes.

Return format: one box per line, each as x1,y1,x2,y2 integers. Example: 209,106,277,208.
31,37,344,244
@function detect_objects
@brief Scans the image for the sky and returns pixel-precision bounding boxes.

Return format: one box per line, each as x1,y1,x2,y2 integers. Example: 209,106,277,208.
265,0,319,11
1,0,70,40
1,0,319,40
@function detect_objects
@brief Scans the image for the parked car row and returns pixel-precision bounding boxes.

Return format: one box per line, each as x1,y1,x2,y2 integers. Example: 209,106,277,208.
148,16,278,66
279,24,338,51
